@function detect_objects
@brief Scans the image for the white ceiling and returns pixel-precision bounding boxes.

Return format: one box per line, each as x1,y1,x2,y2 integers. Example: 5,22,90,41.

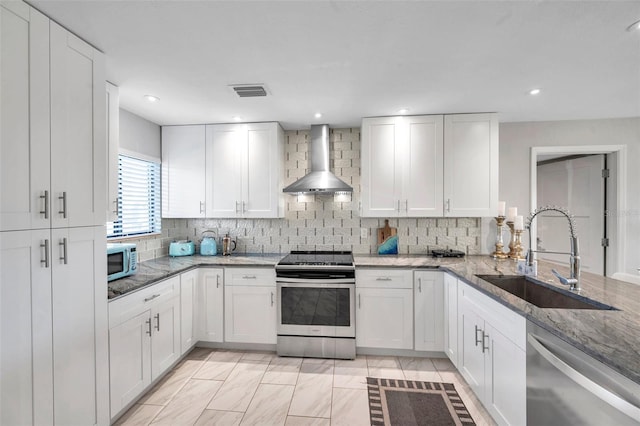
29,0,640,130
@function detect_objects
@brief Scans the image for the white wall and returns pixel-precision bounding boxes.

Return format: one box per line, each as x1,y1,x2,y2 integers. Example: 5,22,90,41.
119,108,161,161
498,117,640,275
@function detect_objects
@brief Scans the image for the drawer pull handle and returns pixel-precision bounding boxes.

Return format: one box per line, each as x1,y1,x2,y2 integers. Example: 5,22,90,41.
376,277,392,281
418,278,422,292
271,292,274,307
482,332,490,353
358,293,361,308
144,294,160,302
216,274,221,288
146,318,152,336
243,275,257,279
154,313,160,331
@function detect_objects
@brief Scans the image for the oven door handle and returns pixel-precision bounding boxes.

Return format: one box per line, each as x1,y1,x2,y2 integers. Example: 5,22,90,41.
276,277,355,285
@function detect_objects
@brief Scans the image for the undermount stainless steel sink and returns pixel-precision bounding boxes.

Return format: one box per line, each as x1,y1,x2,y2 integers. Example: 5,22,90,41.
475,275,617,310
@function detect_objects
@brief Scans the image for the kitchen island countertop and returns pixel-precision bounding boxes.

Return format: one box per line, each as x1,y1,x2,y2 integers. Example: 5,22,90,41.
108,253,640,385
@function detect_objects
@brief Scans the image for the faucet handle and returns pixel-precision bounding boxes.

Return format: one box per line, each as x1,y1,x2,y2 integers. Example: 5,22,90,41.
551,269,578,287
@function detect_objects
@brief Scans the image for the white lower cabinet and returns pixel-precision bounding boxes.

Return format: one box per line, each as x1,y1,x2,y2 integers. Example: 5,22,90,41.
356,269,413,349
108,276,181,419
180,269,198,353
414,270,444,351
458,281,526,426
224,268,277,344
196,268,224,342
444,272,459,366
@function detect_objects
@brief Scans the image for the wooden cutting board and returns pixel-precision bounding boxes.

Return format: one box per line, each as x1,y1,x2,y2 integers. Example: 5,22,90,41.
377,219,397,244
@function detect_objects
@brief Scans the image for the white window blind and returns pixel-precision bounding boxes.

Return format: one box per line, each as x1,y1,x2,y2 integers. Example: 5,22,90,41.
107,155,161,238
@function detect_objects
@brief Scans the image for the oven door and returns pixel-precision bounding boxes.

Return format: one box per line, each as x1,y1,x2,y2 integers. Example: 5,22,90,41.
277,279,355,338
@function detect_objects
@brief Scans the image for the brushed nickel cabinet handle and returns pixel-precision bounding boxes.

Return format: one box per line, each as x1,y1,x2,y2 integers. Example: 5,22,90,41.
58,192,67,218
59,238,67,264
40,240,50,268
482,332,490,353
270,292,274,307
358,293,361,308
154,313,160,331
418,278,422,292
146,318,152,336
144,294,160,302
216,274,220,288
40,191,49,218
200,201,205,214
475,325,483,346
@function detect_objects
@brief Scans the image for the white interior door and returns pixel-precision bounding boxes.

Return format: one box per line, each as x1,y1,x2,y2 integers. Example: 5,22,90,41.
537,155,605,274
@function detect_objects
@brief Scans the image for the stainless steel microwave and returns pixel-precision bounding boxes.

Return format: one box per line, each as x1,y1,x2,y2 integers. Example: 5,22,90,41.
107,243,137,282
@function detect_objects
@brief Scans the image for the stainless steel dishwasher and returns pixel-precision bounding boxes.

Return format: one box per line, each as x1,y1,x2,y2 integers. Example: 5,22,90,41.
527,321,640,425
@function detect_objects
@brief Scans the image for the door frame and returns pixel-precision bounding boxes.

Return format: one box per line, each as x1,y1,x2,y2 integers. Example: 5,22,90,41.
529,145,627,276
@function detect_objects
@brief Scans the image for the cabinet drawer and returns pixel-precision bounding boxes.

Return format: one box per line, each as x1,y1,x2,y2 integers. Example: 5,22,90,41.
225,267,275,287
356,269,413,289
109,276,180,328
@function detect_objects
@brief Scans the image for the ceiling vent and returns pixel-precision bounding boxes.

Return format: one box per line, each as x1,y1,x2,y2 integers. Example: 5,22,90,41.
230,84,268,97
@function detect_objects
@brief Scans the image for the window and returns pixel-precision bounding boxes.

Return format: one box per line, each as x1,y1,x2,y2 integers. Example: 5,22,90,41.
107,155,161,238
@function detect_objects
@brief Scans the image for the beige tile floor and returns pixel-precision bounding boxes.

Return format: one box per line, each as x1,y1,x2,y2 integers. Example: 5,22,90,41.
115,348,496,426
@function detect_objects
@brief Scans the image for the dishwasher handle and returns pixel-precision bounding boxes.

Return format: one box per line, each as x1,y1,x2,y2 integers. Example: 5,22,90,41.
527,333,640,420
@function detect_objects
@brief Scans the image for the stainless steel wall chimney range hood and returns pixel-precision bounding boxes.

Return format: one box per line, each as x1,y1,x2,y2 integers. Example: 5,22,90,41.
283,124,353,194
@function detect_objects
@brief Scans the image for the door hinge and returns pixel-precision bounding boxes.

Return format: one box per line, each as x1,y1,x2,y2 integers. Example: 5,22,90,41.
601,238,609,248
602,168,610,179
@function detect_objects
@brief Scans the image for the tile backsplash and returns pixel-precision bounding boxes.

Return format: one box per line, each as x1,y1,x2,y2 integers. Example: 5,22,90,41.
126,128,482,262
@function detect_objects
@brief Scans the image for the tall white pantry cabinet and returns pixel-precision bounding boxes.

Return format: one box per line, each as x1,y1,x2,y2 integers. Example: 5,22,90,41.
0,2,109,425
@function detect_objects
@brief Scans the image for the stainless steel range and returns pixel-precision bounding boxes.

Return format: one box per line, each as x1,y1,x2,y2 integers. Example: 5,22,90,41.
276,251,356,359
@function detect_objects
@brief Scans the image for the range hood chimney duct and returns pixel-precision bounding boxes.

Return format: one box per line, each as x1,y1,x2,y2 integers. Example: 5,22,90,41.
282,124,353,194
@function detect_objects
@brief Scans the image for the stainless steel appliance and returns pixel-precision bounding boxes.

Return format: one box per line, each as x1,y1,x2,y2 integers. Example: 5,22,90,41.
527,321,640,425
276,251,356,359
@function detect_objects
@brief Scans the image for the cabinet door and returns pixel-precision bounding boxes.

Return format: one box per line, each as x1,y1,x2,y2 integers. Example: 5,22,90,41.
458,295,486,402
106,82,120,222
206,124,243,217
51,226,108,426
0,4,50,231
180,269,198,354
109,310,152,418
403,115,444,216
443,113,498,217
484,322,526,426
443,273,459,366
224,285,277,344
161,125,206,218
414,271,444,351
50,22,106,228
243,123,283,218
356,288,413,349
361,117,402,217
151,294,181,380
0,229,53,425
197,268,224,342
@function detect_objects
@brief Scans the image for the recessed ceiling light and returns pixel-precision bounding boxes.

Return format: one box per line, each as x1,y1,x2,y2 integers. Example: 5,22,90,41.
398,108,409,114
144,95,159,102
232,116,243,122
529,89,541,95
626,19,640,32
314,112,323,119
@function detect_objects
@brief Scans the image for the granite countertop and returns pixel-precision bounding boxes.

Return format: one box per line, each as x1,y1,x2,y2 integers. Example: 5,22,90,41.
108,253,640,385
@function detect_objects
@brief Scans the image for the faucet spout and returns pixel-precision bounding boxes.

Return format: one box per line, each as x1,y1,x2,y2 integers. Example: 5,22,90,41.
525,206,581,291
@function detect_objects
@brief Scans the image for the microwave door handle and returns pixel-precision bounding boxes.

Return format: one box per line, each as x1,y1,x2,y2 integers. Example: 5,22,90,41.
527,333,640,420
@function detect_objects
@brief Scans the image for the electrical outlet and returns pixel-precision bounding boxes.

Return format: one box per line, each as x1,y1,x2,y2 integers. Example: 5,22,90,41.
360,228,368,239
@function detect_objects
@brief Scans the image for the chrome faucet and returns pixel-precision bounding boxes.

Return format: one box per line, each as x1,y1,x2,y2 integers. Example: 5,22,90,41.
525,206,581,292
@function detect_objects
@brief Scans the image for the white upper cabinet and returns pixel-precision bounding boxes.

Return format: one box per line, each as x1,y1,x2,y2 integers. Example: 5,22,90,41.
50,22,106,228
361,113,497,217
162,125,206,218
361,115,443,217
444,113,498,217
106,82,120,222
206,122,284,218
1,4,50,231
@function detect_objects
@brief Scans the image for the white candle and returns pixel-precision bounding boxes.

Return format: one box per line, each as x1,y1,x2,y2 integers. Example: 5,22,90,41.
514,215,524,231
498,201,506,217
507,207,517,222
